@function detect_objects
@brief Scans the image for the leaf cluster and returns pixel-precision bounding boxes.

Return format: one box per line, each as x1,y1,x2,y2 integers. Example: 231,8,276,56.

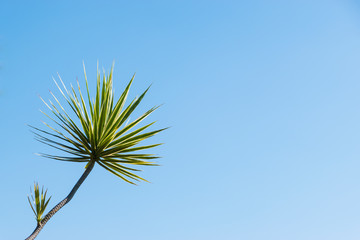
31,64,166,184
27,183,51,223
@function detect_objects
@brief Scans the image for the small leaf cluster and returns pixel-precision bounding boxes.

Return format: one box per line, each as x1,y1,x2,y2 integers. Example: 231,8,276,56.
27,183,52,223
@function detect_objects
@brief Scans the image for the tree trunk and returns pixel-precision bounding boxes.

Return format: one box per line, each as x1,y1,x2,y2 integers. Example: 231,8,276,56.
25,160,95,240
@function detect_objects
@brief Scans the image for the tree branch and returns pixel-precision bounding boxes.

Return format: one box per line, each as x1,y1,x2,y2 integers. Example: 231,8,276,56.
25,160,95,240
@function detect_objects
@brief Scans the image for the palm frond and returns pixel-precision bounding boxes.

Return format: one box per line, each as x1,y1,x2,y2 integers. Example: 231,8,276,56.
31,64,165,184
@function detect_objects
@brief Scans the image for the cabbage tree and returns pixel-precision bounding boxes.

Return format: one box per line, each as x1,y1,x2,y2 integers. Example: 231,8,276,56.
25,64,165,240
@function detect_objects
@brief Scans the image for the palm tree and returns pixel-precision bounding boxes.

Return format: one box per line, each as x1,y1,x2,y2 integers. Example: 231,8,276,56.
25,63,166,240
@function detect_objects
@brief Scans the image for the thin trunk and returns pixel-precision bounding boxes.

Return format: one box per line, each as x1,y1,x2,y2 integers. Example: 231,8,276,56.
25,160,95,240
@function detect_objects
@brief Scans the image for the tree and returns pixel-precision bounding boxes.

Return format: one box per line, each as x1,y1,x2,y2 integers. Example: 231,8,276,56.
25,63,166,240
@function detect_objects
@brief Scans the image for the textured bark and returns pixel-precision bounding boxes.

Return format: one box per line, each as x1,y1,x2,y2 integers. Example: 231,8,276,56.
25,160,95,240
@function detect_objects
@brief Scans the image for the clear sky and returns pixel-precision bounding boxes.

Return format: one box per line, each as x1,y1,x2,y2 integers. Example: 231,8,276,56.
2,0,360,239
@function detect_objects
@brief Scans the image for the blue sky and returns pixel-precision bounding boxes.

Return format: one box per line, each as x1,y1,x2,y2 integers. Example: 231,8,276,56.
2,0,360,239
